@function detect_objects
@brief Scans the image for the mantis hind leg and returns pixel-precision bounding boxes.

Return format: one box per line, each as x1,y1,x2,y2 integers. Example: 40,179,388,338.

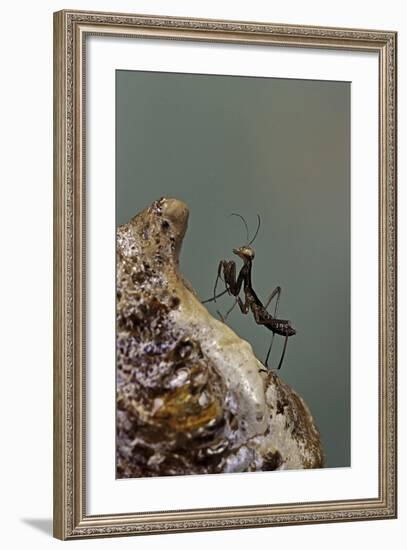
276,335,289,370
262,286,281,367
264,333,276,368
263,333,288,370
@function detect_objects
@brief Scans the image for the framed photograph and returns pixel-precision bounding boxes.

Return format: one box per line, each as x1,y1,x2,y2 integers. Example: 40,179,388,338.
53,9,397,540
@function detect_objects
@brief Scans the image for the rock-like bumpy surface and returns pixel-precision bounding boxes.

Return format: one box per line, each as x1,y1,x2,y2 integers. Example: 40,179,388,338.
116,198,324,478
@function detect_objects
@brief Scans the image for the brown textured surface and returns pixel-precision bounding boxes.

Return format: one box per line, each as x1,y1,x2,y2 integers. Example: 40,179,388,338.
116,198,324,478
116,198,240,477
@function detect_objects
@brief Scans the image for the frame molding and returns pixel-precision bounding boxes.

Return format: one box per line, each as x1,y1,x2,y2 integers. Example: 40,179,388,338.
53,9,397,540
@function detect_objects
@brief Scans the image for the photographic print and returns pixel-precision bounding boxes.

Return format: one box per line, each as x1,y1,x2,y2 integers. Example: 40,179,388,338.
116,71,350,478
54,10,396,539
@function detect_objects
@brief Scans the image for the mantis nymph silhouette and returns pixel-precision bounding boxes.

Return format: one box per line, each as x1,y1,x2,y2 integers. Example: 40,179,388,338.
203,214,296,370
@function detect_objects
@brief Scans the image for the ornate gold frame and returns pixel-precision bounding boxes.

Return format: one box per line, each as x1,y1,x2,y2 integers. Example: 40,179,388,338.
53,9,397,540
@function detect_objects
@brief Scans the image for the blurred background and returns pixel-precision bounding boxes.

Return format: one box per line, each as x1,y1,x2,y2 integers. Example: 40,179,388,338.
116,69,350,468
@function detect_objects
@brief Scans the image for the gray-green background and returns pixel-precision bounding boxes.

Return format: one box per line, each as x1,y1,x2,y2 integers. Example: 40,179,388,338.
116,70,350,468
